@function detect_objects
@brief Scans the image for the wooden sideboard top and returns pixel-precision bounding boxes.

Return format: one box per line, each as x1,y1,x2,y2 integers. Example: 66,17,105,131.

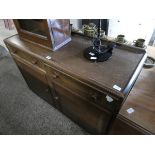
4,34,146,99
118,46,155,134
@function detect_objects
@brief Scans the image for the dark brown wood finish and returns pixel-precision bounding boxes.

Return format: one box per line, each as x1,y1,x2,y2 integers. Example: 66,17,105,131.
10,49,54,105
13,19,71,51
52,81,111,134
45,63,120,113
110,115,151,135
13,20,52,48
4,34,147,134
45,63,113,134
110,46,155,135
17,66,54,105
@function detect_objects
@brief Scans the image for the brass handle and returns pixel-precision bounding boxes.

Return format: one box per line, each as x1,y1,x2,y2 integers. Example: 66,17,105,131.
12,50,17,54
31,60,38,65
52,74,58,79
52,72,59,79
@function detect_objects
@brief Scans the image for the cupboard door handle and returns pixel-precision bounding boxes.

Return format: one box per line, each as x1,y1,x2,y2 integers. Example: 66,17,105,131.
54,96,59,100
45,88,49,92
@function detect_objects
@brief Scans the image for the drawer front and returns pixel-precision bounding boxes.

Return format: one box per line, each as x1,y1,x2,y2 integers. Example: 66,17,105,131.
53,82,111,134
6,44,44,70
45,64,120,112
12,53,47,84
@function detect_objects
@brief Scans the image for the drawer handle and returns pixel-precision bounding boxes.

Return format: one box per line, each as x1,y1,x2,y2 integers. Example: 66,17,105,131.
52,72,59,79
31,60,38,65
91,94,98,102
52,74,59,79
12,50,17,54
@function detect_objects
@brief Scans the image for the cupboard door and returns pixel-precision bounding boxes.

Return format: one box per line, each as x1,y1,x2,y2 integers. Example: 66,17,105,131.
12,54,54,105
52,81,111,134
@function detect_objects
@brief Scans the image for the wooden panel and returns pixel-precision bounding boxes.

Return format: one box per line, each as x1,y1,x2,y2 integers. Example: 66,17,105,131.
52,81,111,134
50,34,146,97
13,19,52,49
109,46,155,134
19,67,54,105
12,53,46,84
109,115,151,135
45,64,120,112
13,19,71,50
6,44,44,70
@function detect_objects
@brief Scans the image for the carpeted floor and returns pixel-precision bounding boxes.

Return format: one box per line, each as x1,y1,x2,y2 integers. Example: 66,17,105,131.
0,45,87,135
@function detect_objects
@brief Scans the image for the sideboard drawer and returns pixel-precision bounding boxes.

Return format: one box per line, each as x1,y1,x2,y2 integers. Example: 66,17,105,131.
12,53,48,84
45,64,120,112
6,44,44,70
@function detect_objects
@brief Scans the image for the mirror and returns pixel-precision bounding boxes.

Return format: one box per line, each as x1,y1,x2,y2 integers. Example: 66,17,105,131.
18,19,47,37
70,19,155,47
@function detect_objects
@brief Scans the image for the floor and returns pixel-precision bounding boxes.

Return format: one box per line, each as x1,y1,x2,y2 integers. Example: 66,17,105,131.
0,20,17,47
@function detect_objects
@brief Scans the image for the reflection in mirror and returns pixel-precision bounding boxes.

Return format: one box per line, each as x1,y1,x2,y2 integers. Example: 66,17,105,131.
70,19,108,39
70,19,155,48
18,19,47,37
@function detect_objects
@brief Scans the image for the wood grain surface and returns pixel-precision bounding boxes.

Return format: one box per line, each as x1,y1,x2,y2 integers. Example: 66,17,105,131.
110,46,155,134
4,34,148,134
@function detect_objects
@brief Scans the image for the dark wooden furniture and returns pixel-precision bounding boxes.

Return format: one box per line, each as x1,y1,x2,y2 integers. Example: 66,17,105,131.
4,34,147,134
13,19,71,51
110,46,155,135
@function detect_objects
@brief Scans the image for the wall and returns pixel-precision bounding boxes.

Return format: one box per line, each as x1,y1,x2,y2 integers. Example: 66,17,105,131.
70,19,82,30
108,19,155,45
